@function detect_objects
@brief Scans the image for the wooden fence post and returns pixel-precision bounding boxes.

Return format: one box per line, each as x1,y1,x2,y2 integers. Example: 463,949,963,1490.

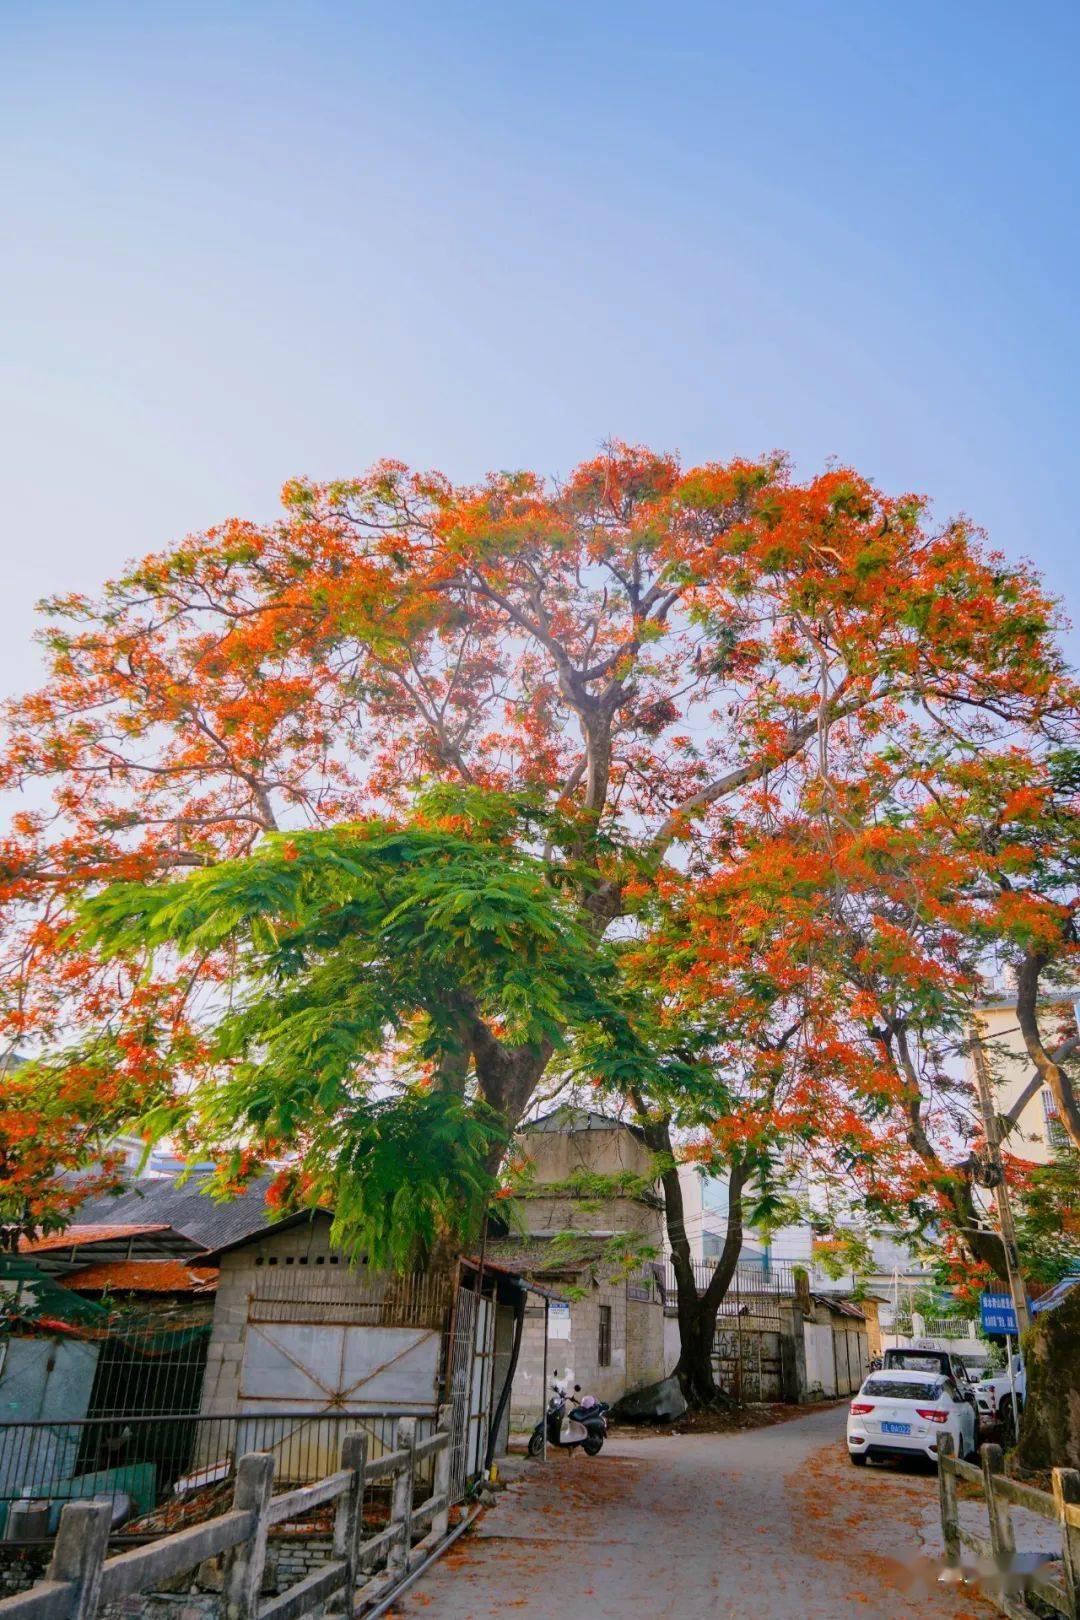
223,1451,275,1620
387,1419,416,1579
982,1443,1016,1573
431,1407,453,1540
46,1501,112,1620
937,1432,960,1565
334,1430,367,1603
1052,1467,1080,1618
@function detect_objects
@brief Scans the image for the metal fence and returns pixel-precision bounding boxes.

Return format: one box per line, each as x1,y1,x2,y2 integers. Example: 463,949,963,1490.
0,1417,460,1620
0,1410,439,1542
662,1258,797,1302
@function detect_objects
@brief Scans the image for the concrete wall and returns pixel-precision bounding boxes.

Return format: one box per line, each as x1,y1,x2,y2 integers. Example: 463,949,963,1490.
522,1120,656,1185
200,1219,339,1417
199,1219,442,1423
504,1118,668,1422
802,1318,868,1399
517,1193,662,1239
518,1121,666,1249
508,1274,665,1426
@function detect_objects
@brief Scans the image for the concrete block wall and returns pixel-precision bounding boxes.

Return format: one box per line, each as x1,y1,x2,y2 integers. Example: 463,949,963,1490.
518,1193,664,1243
199,1219,339,1419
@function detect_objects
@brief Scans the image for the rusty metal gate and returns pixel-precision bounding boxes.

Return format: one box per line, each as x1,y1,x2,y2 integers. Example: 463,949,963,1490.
711,1266,791,1403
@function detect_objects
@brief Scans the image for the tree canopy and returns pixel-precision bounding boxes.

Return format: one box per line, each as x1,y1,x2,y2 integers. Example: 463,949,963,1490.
1,444,1076,1278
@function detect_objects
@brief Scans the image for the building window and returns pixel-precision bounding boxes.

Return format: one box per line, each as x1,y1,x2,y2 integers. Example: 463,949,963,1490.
1042,1089,1069,1151
598,1304,612,1368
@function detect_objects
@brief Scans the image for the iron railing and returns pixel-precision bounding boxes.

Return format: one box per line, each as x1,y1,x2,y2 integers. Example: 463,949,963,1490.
662,1258,797,1302
0,1410,440,1541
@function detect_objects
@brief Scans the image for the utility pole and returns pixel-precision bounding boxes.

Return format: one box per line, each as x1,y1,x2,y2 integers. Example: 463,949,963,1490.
971,1022,1031,1339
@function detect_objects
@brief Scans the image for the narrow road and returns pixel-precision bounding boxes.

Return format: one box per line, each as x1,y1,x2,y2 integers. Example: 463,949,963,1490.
391,1406,991,1619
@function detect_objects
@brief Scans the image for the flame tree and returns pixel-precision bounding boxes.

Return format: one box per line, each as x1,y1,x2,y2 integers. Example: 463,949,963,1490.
0,446,1074,1332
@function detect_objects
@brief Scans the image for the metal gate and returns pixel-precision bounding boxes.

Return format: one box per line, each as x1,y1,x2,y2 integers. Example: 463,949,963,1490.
232,1268,448,1476
710,1266,791,1403
447,1285,494,1501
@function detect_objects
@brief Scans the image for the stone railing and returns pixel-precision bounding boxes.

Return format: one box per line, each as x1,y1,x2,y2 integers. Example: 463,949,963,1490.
938,1434,1080,1617
0,1414,453,1620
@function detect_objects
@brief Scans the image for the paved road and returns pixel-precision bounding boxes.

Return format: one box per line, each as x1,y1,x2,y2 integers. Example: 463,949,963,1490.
391,1405,992,1619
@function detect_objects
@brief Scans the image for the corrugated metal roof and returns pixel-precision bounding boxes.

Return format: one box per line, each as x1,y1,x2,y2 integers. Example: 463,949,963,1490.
71,1175,279,1252
1031,1274,1080,1314
810,1292,867,1321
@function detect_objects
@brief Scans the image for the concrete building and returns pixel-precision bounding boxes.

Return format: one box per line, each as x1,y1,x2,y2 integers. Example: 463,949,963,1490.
488,1109,667,1425
974,987,1078,1165
196,1210,529,1495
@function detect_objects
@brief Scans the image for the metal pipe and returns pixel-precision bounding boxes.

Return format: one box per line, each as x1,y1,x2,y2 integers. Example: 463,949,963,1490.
540,1298,549,1462
971,1026,1032,1337
362,1505,482,1618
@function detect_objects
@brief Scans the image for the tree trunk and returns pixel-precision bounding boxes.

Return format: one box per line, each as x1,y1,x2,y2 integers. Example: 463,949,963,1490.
1015,950,1080,1154
676,1161,748,1404
891,1027,1012,1283
635,1109,747,1407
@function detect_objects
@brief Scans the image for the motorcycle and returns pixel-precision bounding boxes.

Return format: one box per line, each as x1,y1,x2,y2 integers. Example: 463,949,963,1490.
528,1376,609,1457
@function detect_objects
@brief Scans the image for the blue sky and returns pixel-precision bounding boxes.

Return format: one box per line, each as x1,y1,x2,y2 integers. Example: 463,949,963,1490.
2,1,1078,698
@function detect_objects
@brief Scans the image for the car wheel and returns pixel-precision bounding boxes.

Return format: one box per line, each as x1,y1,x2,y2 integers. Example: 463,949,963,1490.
850,1452,868,1467
999,1400,1017,1442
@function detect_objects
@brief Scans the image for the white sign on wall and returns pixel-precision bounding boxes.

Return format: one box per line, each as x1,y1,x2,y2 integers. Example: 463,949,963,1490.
547,1302,571,1340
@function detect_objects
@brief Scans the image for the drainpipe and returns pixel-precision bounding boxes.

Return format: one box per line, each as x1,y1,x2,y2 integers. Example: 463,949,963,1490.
484,1281,527,1474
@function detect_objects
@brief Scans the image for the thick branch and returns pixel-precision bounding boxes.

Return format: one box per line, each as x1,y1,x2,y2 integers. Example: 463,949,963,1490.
1014,952,1080,1152
647,690,865,861
1002,1034,1080,1131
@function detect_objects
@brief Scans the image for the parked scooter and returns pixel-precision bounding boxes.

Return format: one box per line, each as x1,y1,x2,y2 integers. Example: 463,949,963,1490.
528,1375,609,1457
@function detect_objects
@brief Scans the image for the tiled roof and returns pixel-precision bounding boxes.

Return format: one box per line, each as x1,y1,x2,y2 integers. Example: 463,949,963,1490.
21,1223,169,1252
65,1260,218,1294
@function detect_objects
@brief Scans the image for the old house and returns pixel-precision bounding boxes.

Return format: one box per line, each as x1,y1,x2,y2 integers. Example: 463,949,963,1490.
3,1178,532,1526
798,1291,870,1399
488,1109,667,1425
194,1206,534,1498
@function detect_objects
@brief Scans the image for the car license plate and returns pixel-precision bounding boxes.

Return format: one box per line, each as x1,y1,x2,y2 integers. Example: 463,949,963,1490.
882,1422,911,1435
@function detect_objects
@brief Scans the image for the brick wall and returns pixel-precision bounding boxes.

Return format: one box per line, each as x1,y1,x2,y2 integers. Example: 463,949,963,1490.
0,1546,49,1598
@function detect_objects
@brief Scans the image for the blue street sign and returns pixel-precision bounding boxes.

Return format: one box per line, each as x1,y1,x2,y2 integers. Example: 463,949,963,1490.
980,1292,1019,1335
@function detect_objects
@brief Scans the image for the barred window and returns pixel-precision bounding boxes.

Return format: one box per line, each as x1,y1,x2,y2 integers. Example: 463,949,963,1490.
1042,1088,1069,1150
598,1304,612,1367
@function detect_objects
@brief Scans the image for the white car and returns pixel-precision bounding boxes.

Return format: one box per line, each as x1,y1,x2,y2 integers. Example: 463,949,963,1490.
974,1353,1026,1437
846,1367,978,1468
